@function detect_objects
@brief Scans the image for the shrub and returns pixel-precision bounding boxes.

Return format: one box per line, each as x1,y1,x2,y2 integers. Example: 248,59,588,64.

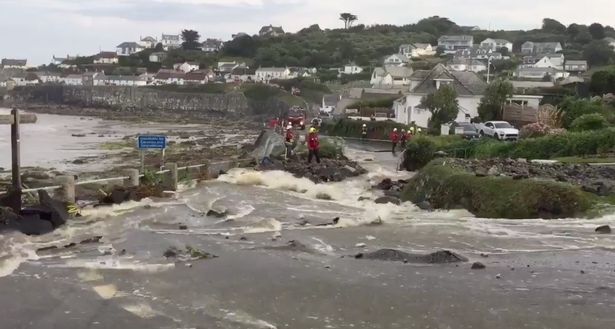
402,137,436,171
570,113,609,131
520,122,551,138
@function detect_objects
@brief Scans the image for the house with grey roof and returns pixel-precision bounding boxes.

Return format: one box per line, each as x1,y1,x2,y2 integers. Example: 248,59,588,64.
1,59,27,69
116,42,145,56
393,64,487,126
533,53,565,70
564,60,588,74
370,65,414,88
37,71,62,84
515,67,570,81
521,41,563,55
139,36,158,48
437,35,474,54
448,58,487,73
480,38,513,52
259,25,285,37
384,54,410,67
202,39,223,52
399,43,436,58
255,67,291,82
161,34,181,50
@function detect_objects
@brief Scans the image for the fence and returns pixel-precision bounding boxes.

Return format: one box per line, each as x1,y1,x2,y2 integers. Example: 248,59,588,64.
2,159,251,204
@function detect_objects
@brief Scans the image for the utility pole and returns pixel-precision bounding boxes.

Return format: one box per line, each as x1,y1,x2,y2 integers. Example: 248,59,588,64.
487,56,494,84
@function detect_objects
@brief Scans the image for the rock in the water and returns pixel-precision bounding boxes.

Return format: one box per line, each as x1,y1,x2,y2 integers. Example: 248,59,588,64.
376,178,394,190
355,249,467,264
595,225,612,234
374,196,401,205
179,224,188,230
416,201,432,211
207,208,227,218
37,190,69,228
471,262,486,270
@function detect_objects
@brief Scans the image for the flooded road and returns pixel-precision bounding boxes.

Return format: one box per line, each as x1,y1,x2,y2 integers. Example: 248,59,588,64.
2,140,615,328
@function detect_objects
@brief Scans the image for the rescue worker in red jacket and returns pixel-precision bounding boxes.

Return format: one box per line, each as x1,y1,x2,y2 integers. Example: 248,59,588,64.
284,125,295,160
390,128,400,155
400,129,408,149
307,127,321,164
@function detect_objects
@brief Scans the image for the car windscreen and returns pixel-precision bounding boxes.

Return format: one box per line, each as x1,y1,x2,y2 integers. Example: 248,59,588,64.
494,123,513,128
289,110,303,117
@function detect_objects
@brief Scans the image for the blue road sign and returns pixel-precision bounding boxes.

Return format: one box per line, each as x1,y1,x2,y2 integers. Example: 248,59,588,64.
138,135,167,150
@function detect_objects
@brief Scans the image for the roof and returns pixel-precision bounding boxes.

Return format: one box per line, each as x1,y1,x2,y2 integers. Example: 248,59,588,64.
1,59,27,66
141,36,157,42
414,43,431,49
385,54,409,63
97,51,117,59
185,72,208,81
256,67,288,72
384,65,413,78
36,71,61,77
516,67,562,74
482,38,511,44
155,70,185,80
97,75,144,81
399,44,416,49
203,39,222,46
64,74,83,79
231,67,255,75
566,60,588,65
410,64,487,96
259,25,284,34
438,35,473,43
162,34,180,41
117,42,141,48
449,58,487,66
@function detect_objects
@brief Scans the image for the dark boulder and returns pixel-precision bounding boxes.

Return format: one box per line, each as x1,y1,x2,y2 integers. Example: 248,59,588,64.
355,249,467,264
471,262,486,270
207,208,228,218
595,225,612,234
37,190,69,228
416,201,432,211
376,178,394,190
374,196,401,205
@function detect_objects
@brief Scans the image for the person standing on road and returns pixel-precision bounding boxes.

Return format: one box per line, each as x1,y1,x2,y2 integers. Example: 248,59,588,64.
390,128,400,156
285,125,295,160
307,127,321,164
361,123,368,141
400,129,408,149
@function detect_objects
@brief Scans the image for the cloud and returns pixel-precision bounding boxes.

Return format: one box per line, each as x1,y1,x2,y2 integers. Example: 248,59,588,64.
2,0,615,64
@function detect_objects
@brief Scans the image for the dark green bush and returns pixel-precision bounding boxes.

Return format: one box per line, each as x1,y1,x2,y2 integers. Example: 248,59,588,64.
402,137,436,171
570,113,609,131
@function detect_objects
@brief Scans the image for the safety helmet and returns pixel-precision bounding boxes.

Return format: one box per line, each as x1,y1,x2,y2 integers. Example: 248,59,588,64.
362,124,367,127
287,125,292,129
309,127,316,133
401,129,406,132
393,128,398,132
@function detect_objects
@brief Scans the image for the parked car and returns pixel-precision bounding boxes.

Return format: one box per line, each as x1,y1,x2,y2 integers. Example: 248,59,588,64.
476,121,519,141
449,122,479,139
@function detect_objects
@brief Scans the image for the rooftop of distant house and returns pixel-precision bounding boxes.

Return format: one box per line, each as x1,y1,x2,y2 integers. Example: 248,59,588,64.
97,51,117,59
162,34,180,40
117,42,141,48
438,35,473,42
409,63,487,96
1,58,27,66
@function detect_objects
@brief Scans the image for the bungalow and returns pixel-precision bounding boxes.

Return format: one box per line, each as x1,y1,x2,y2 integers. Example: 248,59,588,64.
259,25,285,37
202,38,223,52
288,67,316,79
116,42,145,56
229,67,256,82
393,64,487,127
185,71,210,85
438,35,474,54
521,41,563,55
154,69,185,85
174,61,200,73
149,52,167,63
139,36,158,48
383,54,410,66
61,74,83,86
447,58,487,73
480,38,513,52
1,59,27,69
93,51,119,64
255,67,291,82
95,75,147,86
399,43,436,58
339,63,364,75
515,67,570,81
161,34,181,50
533,53,565,70
37,72,62,84
370,65,414,88
564,60,588,73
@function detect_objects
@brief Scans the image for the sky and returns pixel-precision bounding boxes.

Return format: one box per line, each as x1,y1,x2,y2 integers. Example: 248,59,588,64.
1,0,615,65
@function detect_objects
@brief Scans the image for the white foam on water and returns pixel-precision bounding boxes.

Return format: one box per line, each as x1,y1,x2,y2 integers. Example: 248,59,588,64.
222,309,278,329
48,258,175,273
0,234,41,278
243,218,282,234
121,303,159,319
227,204,256,220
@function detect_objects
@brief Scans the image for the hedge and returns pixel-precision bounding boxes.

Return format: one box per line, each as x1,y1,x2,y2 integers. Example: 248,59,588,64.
400,159,596,219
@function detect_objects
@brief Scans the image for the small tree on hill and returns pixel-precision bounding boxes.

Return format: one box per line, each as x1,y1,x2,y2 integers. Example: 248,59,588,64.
181,29,201,50
589,23,606,40
584,40,614,66
419,85,459,133
478,80,514,121
542,18,566,34
339,13,358,29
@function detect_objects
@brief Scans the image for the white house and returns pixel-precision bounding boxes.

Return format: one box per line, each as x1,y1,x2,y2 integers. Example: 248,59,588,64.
515,67,570,81
340,63,364,75
116,42,145,56
393,64,487,127
370,65,414,88
447,58,487,73
139,36,158,48
521,41,563,55
62,74,84,86
438,35,474,54
154,70,185,85
94,75,147,86
564,60,588,73
93,51,119,64
161,34,181,50
36,72,61,84
1,59,27,69
399,43,436,58
149,52,167,63
533,53,565,70
259,25,285,37
229,67,255,82
255,67,291,82
383,54,410,66
480,38,513,52
202,39,223,52
174,61,200,73
288,67,316,79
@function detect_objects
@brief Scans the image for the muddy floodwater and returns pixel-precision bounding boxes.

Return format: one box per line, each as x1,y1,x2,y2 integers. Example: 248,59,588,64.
1,114,615,328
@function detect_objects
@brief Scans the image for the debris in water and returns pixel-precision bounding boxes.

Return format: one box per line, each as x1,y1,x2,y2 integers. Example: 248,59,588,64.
355,243,366,248
355,249,468,264
164,246,217,262
496,274,502,279
480,253,489,258
80,236,103,244
178,224,188,230
595,225,612,234
471,262,486,270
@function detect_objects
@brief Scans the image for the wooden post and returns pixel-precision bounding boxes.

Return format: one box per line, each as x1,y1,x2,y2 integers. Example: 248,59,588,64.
55,176,76,203
164,163,178,191
10,109,22,213
124,169,140,187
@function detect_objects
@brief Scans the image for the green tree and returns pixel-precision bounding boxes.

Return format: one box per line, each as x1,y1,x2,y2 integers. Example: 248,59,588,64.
181,29,201,50
222,35,259,58
590,71,615,95
339,13,358,29
419,85,459,132
584,40,614,66
477,80,514,121
574,30,593,44
542,18,566,34
560,97,604,128
154,43,164,51
589,23,606,40
570,113,609,131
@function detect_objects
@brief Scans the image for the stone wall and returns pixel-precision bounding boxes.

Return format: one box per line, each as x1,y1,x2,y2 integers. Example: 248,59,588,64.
8,86,250,116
